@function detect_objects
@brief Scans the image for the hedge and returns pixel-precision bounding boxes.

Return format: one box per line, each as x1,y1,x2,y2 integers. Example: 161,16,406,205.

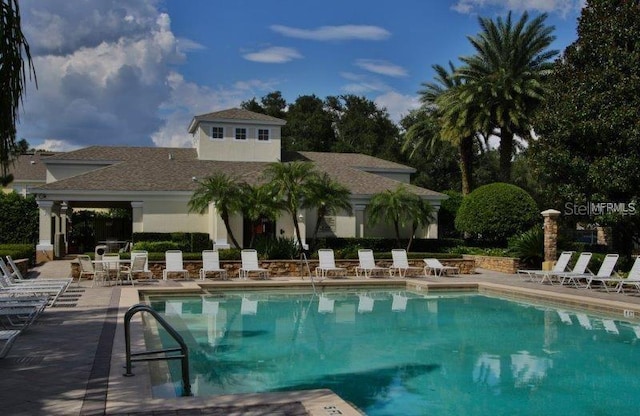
0,244,36,265
132,232,211,252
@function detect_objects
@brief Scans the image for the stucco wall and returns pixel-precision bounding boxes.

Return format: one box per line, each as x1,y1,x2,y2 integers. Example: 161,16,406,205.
196,122,281,162
142,199,207,233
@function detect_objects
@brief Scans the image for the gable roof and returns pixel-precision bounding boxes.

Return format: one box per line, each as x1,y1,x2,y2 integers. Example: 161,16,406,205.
7,152,57,182
188,108,286,133
34,146,444,198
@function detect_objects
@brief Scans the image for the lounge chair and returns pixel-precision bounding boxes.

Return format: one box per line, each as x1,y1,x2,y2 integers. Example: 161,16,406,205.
423,258,459,277
557,252,593,286
390,249,422,278
614,256,640,293
239,249,269,280
6,256,73,287
0,258,68,290
315,249,347,279
0,329,21,358
0,277,66,305
355,249,390,278
199,250,227,280
163,250,189,280
517,251,574,284
0,304,41,329
583,254,620,291
77,255,107,286
119,253,152,285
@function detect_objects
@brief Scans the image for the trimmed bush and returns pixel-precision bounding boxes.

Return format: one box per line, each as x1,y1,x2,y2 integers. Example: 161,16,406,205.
509,227,544,267
0,244,36,265
455,183,539,245
0,193,38,244
132,232,211,252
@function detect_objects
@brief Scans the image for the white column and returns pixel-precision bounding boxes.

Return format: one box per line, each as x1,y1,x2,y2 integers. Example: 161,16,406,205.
426,209,439,239
36,200,54,263
131,202,144,233
297,212,308,250
355,205,366,238
211,203,230,249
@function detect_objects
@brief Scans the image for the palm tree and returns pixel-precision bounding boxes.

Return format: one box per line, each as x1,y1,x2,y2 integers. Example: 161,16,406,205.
366,186,423,248
415,62,478,195
406,198,435,252
457,11,557,182
1,0,37,186
188,173,244,248
240,183,281,248
263,161,317,249
303,172,352,245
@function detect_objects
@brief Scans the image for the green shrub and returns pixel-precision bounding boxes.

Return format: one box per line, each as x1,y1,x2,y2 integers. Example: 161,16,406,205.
254,236,299,259
455,183,539,245
0,244,36,265
133,241,181,252
438,190,463,238
312,237,463,253
0,193,38,244
132,232,211,252
509,227,544,267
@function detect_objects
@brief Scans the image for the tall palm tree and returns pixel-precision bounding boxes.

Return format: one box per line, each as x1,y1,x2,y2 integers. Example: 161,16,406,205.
366,186,423,248
457,11,557,182
303,172,352,245
1,0,36,186
416,62,478,195
263,161,317,249
240,183,282,248
188,173,244,248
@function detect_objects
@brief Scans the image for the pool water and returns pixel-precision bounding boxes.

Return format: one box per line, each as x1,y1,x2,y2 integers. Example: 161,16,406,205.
148,291,640,415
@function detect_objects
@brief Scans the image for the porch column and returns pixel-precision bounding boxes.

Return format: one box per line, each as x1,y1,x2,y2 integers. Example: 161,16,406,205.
297,212,308,250
355,205,366,238
426,209,439,239
542,209,561,270
131,202,143,233
36,200,54,263
211,203,230,249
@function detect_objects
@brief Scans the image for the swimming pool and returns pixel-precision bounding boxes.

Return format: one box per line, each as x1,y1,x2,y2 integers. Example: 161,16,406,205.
147,290,640,415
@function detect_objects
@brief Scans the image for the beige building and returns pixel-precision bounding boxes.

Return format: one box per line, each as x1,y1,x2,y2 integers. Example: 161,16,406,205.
28,108,446,262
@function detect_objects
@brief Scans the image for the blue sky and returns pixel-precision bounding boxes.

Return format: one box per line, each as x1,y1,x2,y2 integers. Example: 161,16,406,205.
16,0,584,151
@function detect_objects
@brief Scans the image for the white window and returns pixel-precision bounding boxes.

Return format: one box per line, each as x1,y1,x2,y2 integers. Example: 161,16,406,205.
258,129,270,141
235,128,247,140
211,126,224,139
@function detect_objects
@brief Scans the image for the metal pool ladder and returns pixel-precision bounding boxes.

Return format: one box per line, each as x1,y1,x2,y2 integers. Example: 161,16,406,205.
123,303,192,396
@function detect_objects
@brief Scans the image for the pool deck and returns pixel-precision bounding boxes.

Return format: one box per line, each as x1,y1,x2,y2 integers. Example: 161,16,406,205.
3,259,640,415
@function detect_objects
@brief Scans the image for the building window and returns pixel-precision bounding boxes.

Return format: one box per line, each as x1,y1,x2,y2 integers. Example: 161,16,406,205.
235,128,247,140
211,126,224,139
258,129,270,141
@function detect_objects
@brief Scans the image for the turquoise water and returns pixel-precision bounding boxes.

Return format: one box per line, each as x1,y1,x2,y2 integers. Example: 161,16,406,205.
148,291,640,415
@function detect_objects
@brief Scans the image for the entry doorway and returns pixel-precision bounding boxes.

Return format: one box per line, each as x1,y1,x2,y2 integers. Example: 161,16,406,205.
243,216,276,248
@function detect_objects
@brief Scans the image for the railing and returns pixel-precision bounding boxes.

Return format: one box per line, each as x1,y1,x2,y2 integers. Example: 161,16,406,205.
123,303,192,396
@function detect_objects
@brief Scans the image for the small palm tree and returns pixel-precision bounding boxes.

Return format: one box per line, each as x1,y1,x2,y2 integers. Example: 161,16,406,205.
366,186,423,248
240,183,282,248
303,172,352,245
1,0,37,186
188,173,244,248
406,198,435,252
263,161,317,249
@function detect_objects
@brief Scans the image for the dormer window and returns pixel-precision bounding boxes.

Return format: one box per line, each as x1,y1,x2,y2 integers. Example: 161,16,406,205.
258,129,270,141
235,128,247,140
211,126,224,140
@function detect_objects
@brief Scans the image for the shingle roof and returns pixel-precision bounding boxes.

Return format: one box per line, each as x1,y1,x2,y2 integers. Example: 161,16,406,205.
34,146,444,198
188,108,286,133
7,152,57,181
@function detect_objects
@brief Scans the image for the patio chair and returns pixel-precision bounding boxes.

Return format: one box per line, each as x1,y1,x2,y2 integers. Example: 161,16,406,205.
556,252,593,286
355,249,390,278
615,256,640,293
390,249,422,278
0,304,42,329
101,253,122,285
517,251,574,284
315,249,347,279
163,250,189,280
77,255,105,286
423,258,459,277
239,249,269,280
0,329,21,358
199,250,227,280
0,258,68,290
130,250,149,272
0,277,66,305
119,253,152,285
6,256,73,287
583,253,620,291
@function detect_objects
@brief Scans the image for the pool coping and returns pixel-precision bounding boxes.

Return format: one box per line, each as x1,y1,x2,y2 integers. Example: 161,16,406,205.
106,278,640,415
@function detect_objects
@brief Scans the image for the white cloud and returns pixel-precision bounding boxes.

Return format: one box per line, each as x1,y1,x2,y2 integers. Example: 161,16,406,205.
374,91,421,123
270,24,391,41
243,46,303,63
355,59,408,77
340,72,391,94
35,139,80,152
452,0,584,16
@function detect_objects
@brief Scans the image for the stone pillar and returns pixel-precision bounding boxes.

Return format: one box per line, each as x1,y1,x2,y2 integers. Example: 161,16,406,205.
36,200,54,263
541,209,561,270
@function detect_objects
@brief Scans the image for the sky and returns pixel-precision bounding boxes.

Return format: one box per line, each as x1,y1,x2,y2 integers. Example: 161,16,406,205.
16,0,585,151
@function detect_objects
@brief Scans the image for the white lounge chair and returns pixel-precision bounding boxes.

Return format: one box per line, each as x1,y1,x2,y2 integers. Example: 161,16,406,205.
119,253,152,285
0,277,66,305
557,252,593,286
239,249,268,280
0,258,68,290
77,255,106,286
6,256,73,287
315,249,347,279
517,251,574,284
199,250,227,280
390,249,422,278
0,304,41,328
583,254,620,291
0,329,21,358
355,249,389,278
423,258,459,277
163,250,189,280
615,256,640,293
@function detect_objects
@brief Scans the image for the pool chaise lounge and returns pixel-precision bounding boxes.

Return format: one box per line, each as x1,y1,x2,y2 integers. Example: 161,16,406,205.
424,258,460,277
616,256,640,293
556,252,593,286
390,249,422,278
315,249,347,279
355,249,390,278
239,249,269,280
517,251,574,284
